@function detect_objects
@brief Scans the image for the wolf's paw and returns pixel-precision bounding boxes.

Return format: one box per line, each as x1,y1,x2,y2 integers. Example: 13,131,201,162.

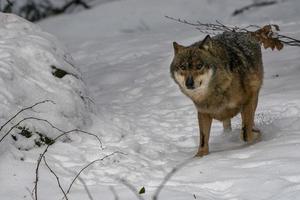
194,149,209,157
240,129,261,144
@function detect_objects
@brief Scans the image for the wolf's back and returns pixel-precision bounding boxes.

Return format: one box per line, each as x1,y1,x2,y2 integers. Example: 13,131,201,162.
213,32,262,71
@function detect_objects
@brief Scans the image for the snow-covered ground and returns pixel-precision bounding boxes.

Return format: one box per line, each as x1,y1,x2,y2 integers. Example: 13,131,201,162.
1,0,300,199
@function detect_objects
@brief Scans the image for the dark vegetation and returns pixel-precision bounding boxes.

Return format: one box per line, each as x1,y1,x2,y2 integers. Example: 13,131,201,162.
0,0,92,22
232,0,278,16
11,126,55,149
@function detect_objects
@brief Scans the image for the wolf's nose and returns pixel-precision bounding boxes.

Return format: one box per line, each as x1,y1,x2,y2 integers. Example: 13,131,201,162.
185,75,194,89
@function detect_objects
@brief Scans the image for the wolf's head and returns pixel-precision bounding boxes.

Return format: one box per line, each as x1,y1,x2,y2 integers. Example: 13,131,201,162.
170,35,215,99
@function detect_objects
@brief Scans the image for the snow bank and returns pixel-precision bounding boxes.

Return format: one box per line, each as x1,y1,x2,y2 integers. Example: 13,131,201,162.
0,13,92,151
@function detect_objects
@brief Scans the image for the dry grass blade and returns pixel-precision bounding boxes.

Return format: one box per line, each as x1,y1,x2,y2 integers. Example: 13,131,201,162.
65,151,124,195
107,175,145,200
109,186,119,200
43,156,69,200
152,158,194,200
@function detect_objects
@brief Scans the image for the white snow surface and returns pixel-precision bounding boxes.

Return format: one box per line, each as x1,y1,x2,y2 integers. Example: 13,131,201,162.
0,11,93,183
2,0,300,199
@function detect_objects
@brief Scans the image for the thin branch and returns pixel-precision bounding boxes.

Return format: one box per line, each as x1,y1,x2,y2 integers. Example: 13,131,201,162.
278,34,300,46
152,158,194,200
215,20,232,32
77,177,94,200
0,116,103,150
165,16,242,33
43,156,69,200
0,100,54,134
0,100,103,200
165,16,300,48
65,152,124,195
165,16,226,31
0,117,51,143
119,178,145,200
108,175,145,200
109,186,119,200
33,126,103,200
26,187,35,200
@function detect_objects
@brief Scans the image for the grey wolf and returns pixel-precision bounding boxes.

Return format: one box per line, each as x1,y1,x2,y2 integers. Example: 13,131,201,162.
170,31,263,157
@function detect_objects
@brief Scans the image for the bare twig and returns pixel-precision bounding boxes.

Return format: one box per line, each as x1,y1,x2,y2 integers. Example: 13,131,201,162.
120,178,145,200
165,15,263,33
0,117,103,153
0,99,104,200
1,117,58,143
0,102,101,200
109,176,145,200
34,128,103,200
109,186,119,200
0,116,103,150
165,16,300,48
152,158,194,200
0,100,54,134
43,156,69,200
26,187,35,200
77,177,94,200
65,151,124,195
278,34,300,46
165,16,248,33
215,20,232,32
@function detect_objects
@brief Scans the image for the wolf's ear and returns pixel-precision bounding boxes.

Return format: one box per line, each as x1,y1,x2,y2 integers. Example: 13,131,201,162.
200,35,212,50
173,41,185,54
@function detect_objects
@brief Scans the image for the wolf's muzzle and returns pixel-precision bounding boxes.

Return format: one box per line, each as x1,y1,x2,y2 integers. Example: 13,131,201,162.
185,75,194,89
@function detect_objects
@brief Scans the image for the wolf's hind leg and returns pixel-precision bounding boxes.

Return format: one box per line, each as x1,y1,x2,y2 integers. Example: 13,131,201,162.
252,93,261,133
223,119,232,133
240,91,260,143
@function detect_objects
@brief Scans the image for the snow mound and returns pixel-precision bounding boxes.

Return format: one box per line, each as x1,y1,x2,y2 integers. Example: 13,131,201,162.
0,13,92,150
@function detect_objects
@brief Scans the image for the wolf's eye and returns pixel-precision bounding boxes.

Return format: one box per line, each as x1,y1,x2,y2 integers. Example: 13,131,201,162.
196,64,203,70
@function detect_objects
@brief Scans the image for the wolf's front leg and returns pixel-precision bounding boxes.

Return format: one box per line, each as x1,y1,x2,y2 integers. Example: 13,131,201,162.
195,112,212,157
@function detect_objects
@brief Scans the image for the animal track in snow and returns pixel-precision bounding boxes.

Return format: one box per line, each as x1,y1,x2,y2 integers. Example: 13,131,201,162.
234,160,277,169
